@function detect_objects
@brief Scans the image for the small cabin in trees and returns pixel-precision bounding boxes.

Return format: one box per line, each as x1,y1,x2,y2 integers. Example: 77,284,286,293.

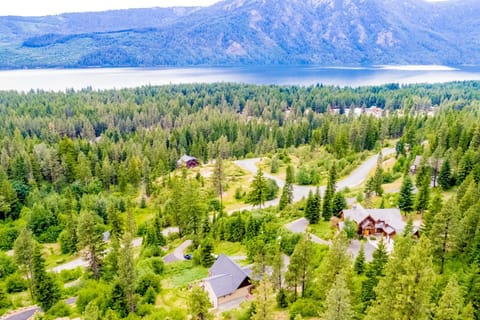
340,204,405,238
410,155,422,174
201,254,253,309
177,154,200,168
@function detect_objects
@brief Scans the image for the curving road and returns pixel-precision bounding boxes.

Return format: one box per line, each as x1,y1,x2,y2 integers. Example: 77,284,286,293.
162,239,192,263
232,147,395,212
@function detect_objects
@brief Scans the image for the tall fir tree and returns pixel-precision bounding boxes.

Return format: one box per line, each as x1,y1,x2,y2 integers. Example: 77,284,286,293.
77,210,105,280
415,171,431,214
252,274,275,320
286,234,314,300
247,168,268,208
32,244,60,311
354,243,366,275
332,192,346,217
373,153,384,196
361,239,389,310
435,276,464,320
188,286,213,320
118,232,136,313
212,156,225,212
429,201,460,274
323,163,337,220
304,191,320,224
13,228,35,299
398,174,414,213
438,159,453,190
322,272,354,320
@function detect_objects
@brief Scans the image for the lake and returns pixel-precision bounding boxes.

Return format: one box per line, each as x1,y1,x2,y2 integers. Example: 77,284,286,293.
1,65,480,91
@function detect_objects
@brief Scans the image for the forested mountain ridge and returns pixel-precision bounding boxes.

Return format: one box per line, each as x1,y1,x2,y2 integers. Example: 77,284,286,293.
0,0,479,68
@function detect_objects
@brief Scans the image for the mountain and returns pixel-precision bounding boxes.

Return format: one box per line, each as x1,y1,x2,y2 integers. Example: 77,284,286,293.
0,0,479,68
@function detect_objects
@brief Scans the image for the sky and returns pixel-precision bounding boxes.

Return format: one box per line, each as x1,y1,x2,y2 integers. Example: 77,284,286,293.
0,0,450,17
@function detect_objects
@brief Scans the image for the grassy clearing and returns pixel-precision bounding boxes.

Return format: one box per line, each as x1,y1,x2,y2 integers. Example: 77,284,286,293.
214,241,247,257
162,260,208,288
309,221,334,240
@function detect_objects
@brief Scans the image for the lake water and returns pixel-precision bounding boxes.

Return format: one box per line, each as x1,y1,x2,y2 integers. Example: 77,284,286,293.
0,65,480,91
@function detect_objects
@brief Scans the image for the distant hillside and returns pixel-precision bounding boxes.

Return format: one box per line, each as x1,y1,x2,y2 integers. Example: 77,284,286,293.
0,0,479,68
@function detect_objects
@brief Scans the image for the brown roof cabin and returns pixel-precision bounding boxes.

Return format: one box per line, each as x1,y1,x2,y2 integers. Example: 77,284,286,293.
340,204,405,238
177,154,200,168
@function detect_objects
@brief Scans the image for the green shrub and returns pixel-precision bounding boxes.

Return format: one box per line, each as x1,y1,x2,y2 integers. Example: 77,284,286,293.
47,301,71,318
289,298,320,319
135,273,161,295
0,253,16,279
58,268,82,283
5,273,28,293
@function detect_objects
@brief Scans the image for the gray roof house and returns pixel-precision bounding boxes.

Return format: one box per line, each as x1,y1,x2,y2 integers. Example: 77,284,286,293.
341,204,406,237
201,254,253,309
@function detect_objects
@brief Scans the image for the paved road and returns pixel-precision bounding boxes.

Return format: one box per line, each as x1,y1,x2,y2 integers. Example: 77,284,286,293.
162,239,192,263
50,226,180,273
2,298,77,320
285,218,331,246
232,148,395,212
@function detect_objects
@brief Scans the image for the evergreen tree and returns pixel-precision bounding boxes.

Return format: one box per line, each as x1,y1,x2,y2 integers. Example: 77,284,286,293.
286,234,314,300
366,237,434,320
212,156,225,211
439,159,453,190
435,276,464,320
373,153,384,196
323,163,337,220
279,166,294,211
304,191,320,224
398,174,414,213
118,232,136,313
332,192,346,217
247,168,268,208
316,233,351,300
429,201,460,274
32,244,60,311
322,272,354,320
199,238,215,268
77,210,105,280
13,228,35,299
415,171,431,214
361,239,389,310
83,301,100,320
188,286,213,320
252,274,275,320
354,243,366,275
271,245,284,291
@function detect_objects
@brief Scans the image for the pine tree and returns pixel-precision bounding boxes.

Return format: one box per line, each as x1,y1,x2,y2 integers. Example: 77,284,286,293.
361,239,388,310
212,156,225,212
373,153,384,196
322,272,354,320
304,191,319,224
429,201,460,274
354,243,366,275
316,233,351,300
332,192,346,217
323,163,337,220
32,244,60,311
83,301,100,320
13,228,35,299
286,234,314,300
366,237,434,320
286,165,294,184
271,245,284,291
312,187,321,222
398,174,414,213
415,171,431,214
435,276,464,320
279,182,292,211
252,275,275,320
199,238,215,268
439,159,453,190
188,286,213,320
77,210,105,280
247,168,268,208
118,232,136,313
